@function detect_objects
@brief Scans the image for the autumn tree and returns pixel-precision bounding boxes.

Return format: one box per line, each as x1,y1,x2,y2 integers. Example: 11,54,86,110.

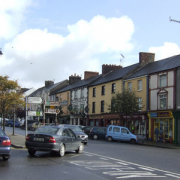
108,88,140,118
0,76,25,131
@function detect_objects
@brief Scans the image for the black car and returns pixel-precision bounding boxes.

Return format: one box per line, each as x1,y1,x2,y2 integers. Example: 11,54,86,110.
58,125,88,145
89,126,107,140
25,126,84,157
21,120,38,129
81,126,93,136
0,128,11,160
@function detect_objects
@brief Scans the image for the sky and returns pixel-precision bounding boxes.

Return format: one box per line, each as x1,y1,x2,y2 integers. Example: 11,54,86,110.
0,0,180,89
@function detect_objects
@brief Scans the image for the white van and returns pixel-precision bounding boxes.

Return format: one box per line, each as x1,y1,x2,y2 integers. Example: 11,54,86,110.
106,125,138,143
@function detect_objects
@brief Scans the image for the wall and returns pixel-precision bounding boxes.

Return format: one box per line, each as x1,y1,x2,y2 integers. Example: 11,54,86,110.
88,79,123,115
124,76,147,111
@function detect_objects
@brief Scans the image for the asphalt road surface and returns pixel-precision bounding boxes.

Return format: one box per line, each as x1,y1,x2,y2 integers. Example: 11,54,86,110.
1,127,180,180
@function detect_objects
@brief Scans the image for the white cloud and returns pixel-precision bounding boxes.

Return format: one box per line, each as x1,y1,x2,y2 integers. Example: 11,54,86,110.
0,0,33,41
1,15,135,88
149,42,180,61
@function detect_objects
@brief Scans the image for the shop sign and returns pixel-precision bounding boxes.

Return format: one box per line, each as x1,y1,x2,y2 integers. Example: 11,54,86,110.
60,100,68,106
103,114,120,118
28,111,42,116
45,109,59,114
89,115,103,119
150,111,173,118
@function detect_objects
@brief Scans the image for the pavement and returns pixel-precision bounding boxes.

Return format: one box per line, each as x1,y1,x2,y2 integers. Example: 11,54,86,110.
5,132,180,149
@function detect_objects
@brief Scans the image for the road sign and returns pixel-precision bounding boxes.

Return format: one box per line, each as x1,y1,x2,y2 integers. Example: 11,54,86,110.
28,97,42,104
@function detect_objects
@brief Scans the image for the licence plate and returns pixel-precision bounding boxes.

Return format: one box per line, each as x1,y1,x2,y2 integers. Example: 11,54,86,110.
34,138,44,142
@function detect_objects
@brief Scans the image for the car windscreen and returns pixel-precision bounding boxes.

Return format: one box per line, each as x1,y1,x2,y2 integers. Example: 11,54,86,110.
35,127,59,135
69,126,82,132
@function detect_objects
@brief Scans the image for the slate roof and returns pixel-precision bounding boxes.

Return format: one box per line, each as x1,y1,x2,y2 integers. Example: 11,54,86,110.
57,74,102,93
89,63,140,86
29,81,65,97
126,54,180,80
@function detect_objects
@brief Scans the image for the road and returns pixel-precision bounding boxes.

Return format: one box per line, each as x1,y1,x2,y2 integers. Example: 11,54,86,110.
1,127,180,180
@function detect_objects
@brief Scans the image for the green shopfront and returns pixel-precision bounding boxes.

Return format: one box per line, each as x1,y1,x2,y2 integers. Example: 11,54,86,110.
148,111,174,143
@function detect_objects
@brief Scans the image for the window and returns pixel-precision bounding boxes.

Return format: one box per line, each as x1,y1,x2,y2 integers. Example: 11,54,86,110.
74,105,78,114
159,74,167,87
113,127,120,132
60,94,62,102
128,82,132,92
67,93,69,101
92,102,95,113
101,100,104,112
112,83,116,93
138,80,142,91
81,89,84,97
102,86,105,95
138,97,142,110
75,90,78,98
80,104,84,113
159,94,167,109
56,96,59,101
93,88,96,97
121,128,129,134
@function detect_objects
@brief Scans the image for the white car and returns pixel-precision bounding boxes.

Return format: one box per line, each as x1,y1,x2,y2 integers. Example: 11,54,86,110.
0,118,9,124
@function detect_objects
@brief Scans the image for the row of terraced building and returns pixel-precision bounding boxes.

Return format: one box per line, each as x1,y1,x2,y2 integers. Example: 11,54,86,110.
29,52,180,144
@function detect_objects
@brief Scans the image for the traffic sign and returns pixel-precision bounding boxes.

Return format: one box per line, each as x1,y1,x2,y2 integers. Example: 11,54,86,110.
28,97,42,104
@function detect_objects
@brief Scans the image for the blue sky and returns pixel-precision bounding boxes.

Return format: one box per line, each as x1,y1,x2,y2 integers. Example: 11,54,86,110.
0,0,180,89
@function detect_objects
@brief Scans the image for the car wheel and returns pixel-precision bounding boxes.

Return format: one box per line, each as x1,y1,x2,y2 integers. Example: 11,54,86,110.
76,143,84,153
28,149,36,156
93,134,98,140
130,139,136,144
8,124,11,127
3,156,9,161
59,144,65,157
107,136,112,142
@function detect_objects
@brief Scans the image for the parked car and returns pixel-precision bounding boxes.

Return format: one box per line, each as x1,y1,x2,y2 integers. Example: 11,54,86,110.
21,120,38,129
58,124,88,145
5,119,20,127
81,126,94,136
89,126,107,140
0,127,11,160
0,118,9,125
106,125,138,144
25,126,84,156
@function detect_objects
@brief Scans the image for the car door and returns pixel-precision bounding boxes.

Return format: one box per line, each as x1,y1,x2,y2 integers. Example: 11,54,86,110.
68,129,79,150
120,128,131,141
98,127,107,138
112,127,121,140
61,129,72,151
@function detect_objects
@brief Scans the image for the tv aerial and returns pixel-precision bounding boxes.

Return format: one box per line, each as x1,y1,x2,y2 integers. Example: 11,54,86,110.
169,16,180,23
120,54,125,67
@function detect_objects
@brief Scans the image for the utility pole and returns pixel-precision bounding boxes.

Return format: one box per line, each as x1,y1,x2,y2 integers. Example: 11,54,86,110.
169,16,180,23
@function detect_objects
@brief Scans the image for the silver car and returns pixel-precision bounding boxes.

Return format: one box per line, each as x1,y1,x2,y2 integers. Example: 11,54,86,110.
0,128,11,160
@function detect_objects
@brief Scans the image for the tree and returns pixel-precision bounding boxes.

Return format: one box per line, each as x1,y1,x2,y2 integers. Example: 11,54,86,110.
0,76,25,131
108,88,140,119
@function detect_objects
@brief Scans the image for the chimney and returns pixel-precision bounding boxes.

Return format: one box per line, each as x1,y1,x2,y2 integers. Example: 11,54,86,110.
139,52,155,65
69,74,81,85
84,71,99,80
45,80,54,87
102,64,122,75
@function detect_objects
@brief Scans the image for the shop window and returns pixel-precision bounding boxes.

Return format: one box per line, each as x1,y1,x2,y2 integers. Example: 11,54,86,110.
128,82,132,92
102,86,105,95
159,74,167,88
138,80,142,91
159,94,167,109
93,88,96,97
112,83,116,93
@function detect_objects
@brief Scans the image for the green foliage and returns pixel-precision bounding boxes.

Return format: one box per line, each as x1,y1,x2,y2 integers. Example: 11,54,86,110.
0,76,25,130
109,88,140,116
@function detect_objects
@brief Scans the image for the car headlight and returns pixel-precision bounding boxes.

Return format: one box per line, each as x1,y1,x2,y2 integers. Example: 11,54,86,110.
78,135,88,139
